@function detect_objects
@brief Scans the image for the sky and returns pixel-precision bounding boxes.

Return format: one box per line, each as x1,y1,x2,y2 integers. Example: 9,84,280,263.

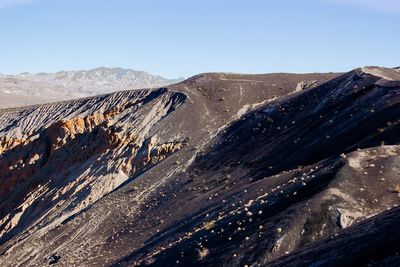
0,0,399,78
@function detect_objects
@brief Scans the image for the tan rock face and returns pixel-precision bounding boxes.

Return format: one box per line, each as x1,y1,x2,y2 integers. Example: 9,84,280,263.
0,88,187,242
0,137,29,154
0,102,125,155
129,136,185,176
45,113,109,150
0,111,119,194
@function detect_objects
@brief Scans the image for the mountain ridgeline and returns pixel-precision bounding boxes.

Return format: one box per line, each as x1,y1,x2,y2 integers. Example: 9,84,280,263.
0,67,183,109
0,67,400,266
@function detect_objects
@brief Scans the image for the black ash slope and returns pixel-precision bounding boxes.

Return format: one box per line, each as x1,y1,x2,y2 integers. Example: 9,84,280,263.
114,67,400,266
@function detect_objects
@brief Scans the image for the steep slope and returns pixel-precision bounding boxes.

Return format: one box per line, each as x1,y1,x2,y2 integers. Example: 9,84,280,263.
0,67,183,109
0,68,399,266
111,67,400,266
0,88,187,246
268,204,400,267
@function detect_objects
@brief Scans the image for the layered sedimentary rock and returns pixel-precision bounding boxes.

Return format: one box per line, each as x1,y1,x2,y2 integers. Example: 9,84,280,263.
1,68,400,266
0,88,186,246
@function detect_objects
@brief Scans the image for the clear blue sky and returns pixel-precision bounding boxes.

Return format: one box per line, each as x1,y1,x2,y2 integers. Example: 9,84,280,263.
0,0,399,78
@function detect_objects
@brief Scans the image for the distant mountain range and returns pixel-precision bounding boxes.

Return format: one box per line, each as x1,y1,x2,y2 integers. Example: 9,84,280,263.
0,67,183,109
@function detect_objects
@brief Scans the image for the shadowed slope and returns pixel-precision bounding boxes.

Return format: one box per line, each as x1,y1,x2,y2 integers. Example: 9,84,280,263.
1,69,399,266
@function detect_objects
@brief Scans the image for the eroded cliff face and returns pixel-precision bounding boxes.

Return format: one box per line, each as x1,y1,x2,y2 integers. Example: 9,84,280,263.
0,72,341,266
0,88,187,245
1,69,399,267
0,137,30,154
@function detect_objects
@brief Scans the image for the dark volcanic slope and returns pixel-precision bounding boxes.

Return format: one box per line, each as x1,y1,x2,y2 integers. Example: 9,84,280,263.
112,67,400,267
268,205,400,267
0,68,399,266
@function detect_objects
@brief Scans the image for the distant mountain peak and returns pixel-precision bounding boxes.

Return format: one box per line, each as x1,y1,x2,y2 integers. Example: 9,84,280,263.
0,68,184,108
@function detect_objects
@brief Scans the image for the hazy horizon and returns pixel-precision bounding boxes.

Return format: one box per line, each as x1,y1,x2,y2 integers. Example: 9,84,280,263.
1,0,399,79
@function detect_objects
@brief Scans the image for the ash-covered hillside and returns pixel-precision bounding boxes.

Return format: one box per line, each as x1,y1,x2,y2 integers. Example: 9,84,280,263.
0,67,399,266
